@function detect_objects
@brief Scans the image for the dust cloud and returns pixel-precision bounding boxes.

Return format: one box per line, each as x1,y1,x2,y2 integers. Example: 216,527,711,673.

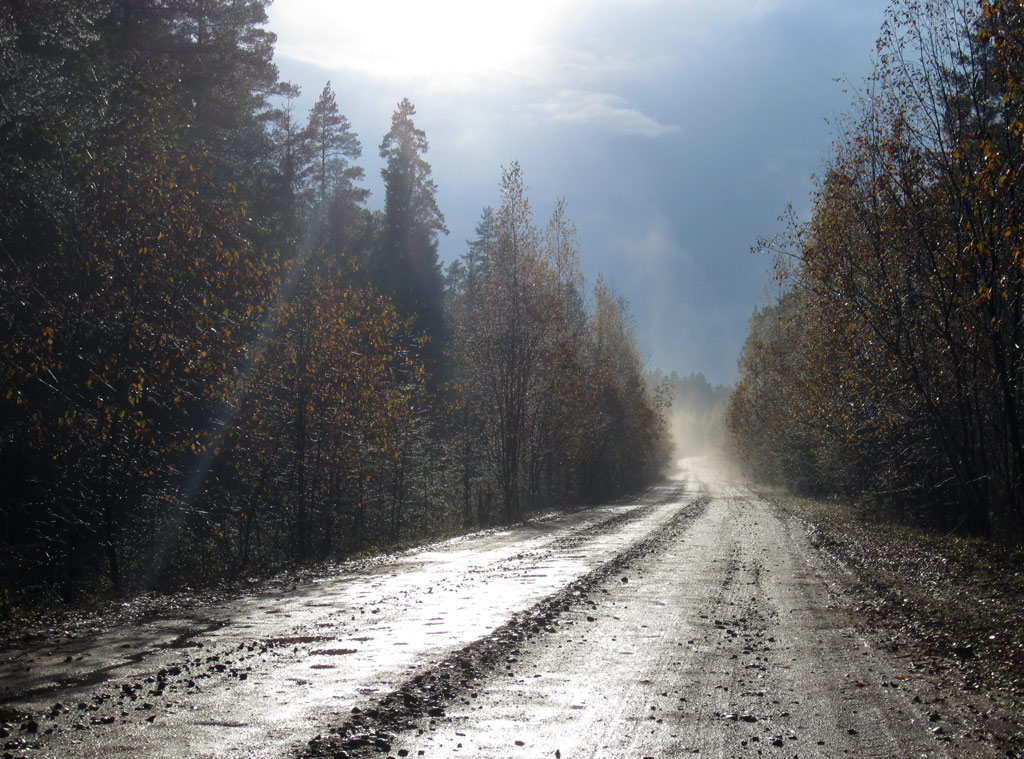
653,371,731,457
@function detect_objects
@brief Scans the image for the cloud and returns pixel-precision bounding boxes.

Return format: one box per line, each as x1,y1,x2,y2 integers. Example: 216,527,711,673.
532,90,680,138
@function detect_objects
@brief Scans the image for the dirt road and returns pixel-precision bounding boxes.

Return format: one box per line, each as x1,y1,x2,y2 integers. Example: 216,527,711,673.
365,467,987,759
0,460,1001,758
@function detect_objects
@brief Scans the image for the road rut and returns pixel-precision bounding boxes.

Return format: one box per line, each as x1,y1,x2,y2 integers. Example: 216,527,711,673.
375,465,992,759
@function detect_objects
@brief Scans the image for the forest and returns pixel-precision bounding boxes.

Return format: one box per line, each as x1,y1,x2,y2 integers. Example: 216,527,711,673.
0,0,672,612
728,0,1024,542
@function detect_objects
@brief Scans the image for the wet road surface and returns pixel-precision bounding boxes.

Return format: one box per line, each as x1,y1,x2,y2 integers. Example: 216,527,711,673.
376,466,984,759
1,460,993,758
0,469,696,758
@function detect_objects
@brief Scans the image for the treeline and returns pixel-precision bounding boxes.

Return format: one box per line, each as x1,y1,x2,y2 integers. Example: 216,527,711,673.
728,0,1024,541
0,0,671,609
649,371,729,456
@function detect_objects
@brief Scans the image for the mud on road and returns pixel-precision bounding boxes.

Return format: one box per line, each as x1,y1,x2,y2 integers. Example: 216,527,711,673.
2,460,1017,759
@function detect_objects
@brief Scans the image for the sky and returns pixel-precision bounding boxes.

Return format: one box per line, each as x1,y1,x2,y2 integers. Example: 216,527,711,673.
266,0,893,385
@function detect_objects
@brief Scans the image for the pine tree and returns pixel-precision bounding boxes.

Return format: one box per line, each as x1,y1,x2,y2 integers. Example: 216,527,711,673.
265,81,304,228
301,82,363,211
376,98,449,380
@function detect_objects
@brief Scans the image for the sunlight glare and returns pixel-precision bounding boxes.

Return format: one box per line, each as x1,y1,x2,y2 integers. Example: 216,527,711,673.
273,0,575,83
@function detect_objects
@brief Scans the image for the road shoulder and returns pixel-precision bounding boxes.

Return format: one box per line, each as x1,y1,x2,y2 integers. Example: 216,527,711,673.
770,492,1024,758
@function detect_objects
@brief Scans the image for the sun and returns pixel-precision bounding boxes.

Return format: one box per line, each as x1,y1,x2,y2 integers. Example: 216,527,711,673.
270,0,574,84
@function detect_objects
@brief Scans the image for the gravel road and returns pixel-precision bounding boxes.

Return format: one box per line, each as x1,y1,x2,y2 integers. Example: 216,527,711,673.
367,467,988,759
1,459,1000,758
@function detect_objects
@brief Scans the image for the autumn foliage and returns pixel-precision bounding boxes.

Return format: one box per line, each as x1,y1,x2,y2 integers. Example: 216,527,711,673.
728,0,1024,541
0,1,670,611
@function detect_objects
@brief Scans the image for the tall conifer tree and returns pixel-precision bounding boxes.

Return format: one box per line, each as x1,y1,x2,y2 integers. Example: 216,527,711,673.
377,99,448,380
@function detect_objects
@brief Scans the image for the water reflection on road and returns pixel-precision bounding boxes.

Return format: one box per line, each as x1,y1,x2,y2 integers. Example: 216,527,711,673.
1,468,698,759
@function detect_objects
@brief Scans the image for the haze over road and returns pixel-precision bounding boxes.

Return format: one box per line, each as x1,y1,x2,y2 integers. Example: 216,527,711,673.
1,460,986,758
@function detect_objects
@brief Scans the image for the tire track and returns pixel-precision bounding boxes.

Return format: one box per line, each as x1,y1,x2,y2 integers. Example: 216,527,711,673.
299,494,710,759
370,469,994,759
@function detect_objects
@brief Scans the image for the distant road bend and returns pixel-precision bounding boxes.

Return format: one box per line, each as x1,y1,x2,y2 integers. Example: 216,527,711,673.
0,459,991,758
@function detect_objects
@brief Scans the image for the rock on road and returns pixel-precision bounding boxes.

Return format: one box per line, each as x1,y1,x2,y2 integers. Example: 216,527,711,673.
0,459,992,758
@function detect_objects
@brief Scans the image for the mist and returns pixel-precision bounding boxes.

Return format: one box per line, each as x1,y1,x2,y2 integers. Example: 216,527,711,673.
654,371,732,457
